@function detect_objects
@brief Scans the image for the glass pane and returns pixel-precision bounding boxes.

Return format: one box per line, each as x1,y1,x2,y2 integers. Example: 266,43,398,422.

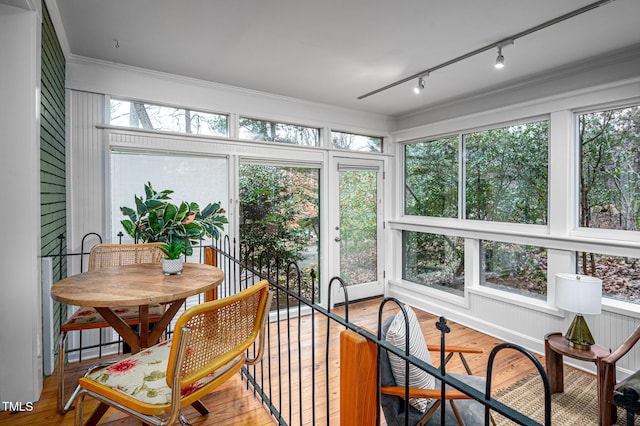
402,231,464,296
579,105,640,231
465,120,548,224
110,98,228,136
339,170,377,285
239,164,319,302
405,136,458,217
577,252,640,304
239,117,319,146
111,153,229,257
332,131,382,152
481,241,547,299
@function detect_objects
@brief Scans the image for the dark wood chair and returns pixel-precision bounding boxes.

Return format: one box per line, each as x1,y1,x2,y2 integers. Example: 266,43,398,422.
597,323,640,426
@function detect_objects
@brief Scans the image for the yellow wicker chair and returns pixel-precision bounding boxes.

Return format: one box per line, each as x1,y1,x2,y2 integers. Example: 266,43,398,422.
57,243,166,414
73,280,272,426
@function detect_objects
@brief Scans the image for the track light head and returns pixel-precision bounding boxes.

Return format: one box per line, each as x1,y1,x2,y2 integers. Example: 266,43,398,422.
495,47,505,69
413,75,426,94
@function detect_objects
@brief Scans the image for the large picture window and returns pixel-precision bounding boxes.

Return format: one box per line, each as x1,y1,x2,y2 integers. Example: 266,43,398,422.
481,241,547,299
403,120,548,224
404,136,458,217
402,231,464,296
578,251,640,304
464,120,548,224
579,105,640,231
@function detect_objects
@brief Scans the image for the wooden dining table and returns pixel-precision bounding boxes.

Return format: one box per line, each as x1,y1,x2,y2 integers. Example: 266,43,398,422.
51,262,224,354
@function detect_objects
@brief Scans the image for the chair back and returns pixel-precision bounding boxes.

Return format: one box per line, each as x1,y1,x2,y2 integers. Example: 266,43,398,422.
88,243,165,271
167,280,272,389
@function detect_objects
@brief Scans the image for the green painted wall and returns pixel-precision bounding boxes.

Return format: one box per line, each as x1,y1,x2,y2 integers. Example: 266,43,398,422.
41,0,67,334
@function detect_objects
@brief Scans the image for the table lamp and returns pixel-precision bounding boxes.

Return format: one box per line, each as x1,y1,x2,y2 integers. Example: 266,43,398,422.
555,273,602,350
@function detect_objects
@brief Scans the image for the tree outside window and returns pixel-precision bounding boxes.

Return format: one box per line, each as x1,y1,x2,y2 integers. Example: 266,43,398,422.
402,231,464,296
465,121,548,224
404,136,458,218
110,98,228,136
579,105,640,304
239,117,319,146
239,164,319,303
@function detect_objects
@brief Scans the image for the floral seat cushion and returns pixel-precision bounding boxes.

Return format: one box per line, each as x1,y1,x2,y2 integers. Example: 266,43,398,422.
85,340,242,406
61,304,164,331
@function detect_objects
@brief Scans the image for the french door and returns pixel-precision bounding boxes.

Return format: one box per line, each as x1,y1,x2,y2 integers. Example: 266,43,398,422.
330,158,384,303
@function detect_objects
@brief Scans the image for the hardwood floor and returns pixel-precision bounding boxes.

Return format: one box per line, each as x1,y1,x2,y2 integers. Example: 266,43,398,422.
0,297,554,425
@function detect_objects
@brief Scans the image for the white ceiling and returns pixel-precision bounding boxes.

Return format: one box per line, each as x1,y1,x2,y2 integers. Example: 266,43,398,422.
53,0,640,117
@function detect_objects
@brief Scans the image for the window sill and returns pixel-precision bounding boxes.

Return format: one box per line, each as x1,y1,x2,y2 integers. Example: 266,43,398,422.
468,286,562,317
387,279,468,308
602,297,640,319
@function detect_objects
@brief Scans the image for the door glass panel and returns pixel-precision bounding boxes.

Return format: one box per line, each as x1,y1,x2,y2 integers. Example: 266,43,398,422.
239,164,320,304
339,170,377,285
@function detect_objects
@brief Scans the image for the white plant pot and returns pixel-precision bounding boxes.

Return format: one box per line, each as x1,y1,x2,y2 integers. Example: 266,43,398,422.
162,258,183,275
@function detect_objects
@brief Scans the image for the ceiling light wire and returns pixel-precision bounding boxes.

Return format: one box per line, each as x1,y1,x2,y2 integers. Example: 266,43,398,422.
357,0,616,100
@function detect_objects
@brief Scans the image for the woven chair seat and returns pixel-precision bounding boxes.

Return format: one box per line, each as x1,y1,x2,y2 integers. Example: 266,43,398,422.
82,339,243,412
73,281,272,425
61,304,164,332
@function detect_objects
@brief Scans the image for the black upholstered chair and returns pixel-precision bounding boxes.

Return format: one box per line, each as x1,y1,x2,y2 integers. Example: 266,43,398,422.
379,314,490,426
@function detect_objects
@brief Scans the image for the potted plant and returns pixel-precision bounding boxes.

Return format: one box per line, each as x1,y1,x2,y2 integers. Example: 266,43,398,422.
120,182,228,256
160,238,185,275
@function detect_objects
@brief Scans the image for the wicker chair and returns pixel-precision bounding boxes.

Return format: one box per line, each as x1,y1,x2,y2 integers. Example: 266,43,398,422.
73,280,272,426
57,243,166,414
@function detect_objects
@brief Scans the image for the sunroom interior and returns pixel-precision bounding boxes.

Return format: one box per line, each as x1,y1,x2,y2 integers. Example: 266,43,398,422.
2,0,640,424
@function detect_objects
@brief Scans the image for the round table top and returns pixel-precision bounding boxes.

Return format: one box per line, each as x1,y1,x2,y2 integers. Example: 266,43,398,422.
50,262,224,307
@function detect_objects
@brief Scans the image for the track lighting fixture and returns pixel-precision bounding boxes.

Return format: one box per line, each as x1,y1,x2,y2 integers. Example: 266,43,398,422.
357,0,615,100
413,75,426,94
495,47,505,69
494,39,513,69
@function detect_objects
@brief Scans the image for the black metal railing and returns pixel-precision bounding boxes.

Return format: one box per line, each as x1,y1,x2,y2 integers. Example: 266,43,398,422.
47,233,550,425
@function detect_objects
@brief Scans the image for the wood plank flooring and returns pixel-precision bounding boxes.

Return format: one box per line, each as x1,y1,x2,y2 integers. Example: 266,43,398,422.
0,297,559,425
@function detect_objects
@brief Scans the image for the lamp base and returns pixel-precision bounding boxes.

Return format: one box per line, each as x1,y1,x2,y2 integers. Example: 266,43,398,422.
564,314,595,351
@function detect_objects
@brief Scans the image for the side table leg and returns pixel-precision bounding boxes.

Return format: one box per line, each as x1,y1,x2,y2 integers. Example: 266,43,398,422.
545,337,564,393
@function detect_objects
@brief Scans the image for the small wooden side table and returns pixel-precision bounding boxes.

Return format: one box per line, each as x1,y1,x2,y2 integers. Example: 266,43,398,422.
544,332,611,424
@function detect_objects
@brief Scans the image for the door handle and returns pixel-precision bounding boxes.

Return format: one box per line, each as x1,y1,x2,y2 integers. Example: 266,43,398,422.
335,237,341,242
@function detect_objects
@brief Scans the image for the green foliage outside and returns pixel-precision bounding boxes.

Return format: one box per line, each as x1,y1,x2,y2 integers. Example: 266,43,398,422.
580,106,640,232
405,136,458,217
239,164,318,269
404,121,548,294
403,231,464,296
465,121,548,224
339,170,377,284
579,105,640,301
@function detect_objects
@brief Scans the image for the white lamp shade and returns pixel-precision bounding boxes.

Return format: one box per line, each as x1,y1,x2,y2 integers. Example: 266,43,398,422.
555,273,602,315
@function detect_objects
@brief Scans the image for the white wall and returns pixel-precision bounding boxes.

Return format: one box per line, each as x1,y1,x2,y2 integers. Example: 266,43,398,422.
0,4,43,403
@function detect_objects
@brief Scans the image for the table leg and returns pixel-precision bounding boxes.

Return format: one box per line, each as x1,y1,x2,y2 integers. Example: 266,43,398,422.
139,304,149,348
95,307,141,354
85,402,110,426
148,299,186,345
545,337,564,393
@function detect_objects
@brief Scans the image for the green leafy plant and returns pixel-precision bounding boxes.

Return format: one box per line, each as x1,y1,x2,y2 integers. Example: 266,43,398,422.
159,239,185,260
120,182,228,256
